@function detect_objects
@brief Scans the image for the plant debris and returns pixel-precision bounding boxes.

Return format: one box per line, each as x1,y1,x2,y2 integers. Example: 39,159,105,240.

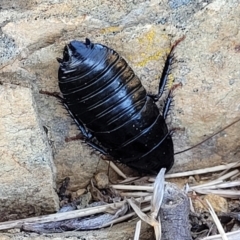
1,161,240,240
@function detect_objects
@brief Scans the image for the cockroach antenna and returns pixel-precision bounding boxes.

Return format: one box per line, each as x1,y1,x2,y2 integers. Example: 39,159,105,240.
174,118,240,155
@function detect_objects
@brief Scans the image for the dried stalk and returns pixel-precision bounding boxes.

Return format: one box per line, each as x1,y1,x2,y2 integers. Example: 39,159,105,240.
120,192,152,197
0,200,126,230
194,181,240,190
202,230,240,240
106,161,127,179
101,205,151,228
134,220,142,240
127,169,166,240
194,189,240,199
190,180,223,190
0,193,153,232
206,200,228,240
216,170,239,181
111,185,153,191
158,162,240,179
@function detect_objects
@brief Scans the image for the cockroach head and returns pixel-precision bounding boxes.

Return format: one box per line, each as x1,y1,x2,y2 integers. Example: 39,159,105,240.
57,39,95,66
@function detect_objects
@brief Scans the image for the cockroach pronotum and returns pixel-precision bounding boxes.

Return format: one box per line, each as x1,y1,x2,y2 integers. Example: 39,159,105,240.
43,37,239,175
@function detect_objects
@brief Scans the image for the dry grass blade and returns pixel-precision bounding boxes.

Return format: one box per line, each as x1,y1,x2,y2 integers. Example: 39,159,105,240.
230,172,240,180
127,198,154,225
194,189,240,199
120,177,141,183
0,200,127,230
190,180,223,190
134,220,142,240
151,168,166,219
202,230,240,240
150,168,166,240
195,181,240,190
129,168,165,240
120,192,152,197
183,167,240,200
111,185,153,191
107,161,127,179
216,162,240,178
101,206,151,228
0,194,154,232
206,200,228,240
216,170,239,181
159,162,240,179
189,196,195,212
128,198,161,240
190,171,240,192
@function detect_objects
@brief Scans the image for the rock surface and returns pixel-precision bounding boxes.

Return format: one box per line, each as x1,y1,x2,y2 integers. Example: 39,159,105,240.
0,84,59,221
193,193,228,213
0,0,240,238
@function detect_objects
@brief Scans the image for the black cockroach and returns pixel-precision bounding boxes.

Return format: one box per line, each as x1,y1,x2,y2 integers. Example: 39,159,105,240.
55,38,184,175
53,38,240,175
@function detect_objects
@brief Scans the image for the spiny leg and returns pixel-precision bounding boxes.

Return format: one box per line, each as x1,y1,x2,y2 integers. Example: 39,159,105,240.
162,82,182,119
40,90,108,155
148,36,185,102
62,102,108,155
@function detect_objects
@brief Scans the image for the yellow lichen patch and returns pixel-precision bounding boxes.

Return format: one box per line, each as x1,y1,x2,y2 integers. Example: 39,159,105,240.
136,49,168,67
125,27,174,90
133,28,170,67
138,29,156,44
100,26,122,34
